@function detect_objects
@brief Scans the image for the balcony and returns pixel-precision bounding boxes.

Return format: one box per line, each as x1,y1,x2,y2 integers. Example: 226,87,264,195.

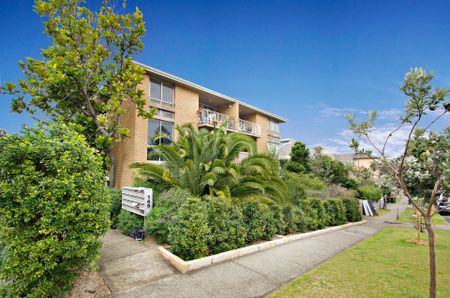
198,110,261,137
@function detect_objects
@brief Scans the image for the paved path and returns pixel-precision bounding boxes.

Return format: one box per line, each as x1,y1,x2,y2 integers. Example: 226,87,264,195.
100,198,408,298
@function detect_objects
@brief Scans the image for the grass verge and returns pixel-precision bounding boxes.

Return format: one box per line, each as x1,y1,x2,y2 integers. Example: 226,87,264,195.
397,206,447,225
267,227,450,298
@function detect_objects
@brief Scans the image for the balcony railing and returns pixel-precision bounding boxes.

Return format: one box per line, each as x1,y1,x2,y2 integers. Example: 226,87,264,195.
198,110,261,137
198,110,234,129
239,119,261,136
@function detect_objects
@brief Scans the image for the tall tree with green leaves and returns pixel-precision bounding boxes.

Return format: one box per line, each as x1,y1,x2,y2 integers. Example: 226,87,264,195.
346,68,449,298
1,0,152,186
285,141,310,173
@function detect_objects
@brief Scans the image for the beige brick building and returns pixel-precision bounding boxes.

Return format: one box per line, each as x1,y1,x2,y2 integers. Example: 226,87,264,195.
112,62,287,188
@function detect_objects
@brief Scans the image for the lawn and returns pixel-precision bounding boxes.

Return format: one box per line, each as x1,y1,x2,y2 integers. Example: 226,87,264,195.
397,206,447,225
267,227,450,298
376,208,390,216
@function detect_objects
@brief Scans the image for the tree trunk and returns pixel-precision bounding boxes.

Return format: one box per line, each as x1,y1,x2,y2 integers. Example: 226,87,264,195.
107,149,115,188
425,217,437,298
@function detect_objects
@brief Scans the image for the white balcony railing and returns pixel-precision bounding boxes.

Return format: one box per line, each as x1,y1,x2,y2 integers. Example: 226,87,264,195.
239,119,261,136
198,110,234,129
198,110,261,137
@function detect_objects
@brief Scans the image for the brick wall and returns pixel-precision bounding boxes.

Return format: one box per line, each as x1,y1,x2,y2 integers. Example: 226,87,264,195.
173,85,200,140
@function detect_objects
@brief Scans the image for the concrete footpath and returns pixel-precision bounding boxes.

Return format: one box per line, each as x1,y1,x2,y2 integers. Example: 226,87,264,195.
100,199,408,298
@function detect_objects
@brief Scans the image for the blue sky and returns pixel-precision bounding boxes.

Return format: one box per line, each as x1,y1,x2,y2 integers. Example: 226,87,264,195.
1,0,449,155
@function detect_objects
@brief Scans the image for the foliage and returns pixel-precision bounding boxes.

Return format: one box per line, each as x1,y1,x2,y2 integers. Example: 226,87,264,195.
307,198,329,229
341,178,360,190
168,197,209,260
285,141,310,173
342,198,362,222
310,152,351,185
270,204,287,235
110,189,122,228
0,123,110,297
323,199,347,226
117,210,144,235
282,205,308,234
132,124,287,201
357,184,382,201
239,199,273,242
307,184,356,200
283,172,307,205
204,197,247,254
145,188,189,243
1,0,152,179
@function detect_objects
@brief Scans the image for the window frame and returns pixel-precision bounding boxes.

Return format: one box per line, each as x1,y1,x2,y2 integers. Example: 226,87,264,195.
149,78,175,106
147,119,174,161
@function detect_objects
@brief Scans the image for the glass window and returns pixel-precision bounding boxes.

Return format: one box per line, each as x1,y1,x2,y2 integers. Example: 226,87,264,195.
147,119,174,161
150,79,161,100
268,119,280,134
162,82,174,104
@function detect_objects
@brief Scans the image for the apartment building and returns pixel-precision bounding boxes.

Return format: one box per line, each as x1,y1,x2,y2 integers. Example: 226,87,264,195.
112,62,287,188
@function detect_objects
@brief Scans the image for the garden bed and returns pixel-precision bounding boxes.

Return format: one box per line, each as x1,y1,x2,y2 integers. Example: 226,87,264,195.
159,220,366,273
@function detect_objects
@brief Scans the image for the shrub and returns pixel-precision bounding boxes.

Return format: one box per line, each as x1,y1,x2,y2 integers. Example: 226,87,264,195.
308,198,328,229
168,197,209,260
145,188,189,243
117,210,144,235
357,184,382,201
283,205,308,234
284,172,307,205
270,204,287,235
204,198,246,254
240,200,271,243
0,124,110,297
342,198,362,222
323,199,347,226
341,178,360,189
110,189,122,228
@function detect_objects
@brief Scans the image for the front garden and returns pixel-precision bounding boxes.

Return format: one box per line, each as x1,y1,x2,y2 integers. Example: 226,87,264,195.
110,124,374,262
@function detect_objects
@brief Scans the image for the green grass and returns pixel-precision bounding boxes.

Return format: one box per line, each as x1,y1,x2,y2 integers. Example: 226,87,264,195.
397,206,447,225
268,227,450,298
376,208,390,216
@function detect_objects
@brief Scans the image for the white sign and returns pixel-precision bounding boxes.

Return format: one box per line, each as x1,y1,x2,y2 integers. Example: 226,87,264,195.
121,187,153,217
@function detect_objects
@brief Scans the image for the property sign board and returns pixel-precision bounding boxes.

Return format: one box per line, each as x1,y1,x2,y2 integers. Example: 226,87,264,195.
121,187,153,217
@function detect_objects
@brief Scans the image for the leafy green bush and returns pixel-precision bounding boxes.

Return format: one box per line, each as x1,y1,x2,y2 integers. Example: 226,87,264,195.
284,172,307,205
117,210,144,235
270,204,287,235
240,200,272,243
204,197,247,254
357,184,382,201
283,205,307,234
145,187,189,243
110,189,122,228
341,178,360,189
308,198,329,229
168,197,209,260
342,198,362,222
0,124,110,297
323,199,347,226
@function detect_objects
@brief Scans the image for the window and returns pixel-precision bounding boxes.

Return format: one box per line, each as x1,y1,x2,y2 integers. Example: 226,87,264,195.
147,119,174,161
267,141,279,153
150,78,174,105
268,119,280,134
155,108,174,119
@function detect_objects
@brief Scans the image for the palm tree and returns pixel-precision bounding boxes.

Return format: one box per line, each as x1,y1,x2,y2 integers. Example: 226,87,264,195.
131,123,286,201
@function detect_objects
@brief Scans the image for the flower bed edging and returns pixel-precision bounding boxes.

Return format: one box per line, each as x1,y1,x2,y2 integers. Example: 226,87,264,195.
158,219,367,273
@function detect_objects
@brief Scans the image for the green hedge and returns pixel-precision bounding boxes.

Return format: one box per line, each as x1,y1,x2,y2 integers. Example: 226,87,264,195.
110,189,122,228
0,124,110,297
117,210,144,235
357,184,382,201
342,198,362,222
149,193,362,261
168,197,209,260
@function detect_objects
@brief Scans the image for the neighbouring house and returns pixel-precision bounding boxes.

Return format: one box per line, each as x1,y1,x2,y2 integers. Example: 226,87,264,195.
330,153,380,181
112,62,287,188
277,138,296,160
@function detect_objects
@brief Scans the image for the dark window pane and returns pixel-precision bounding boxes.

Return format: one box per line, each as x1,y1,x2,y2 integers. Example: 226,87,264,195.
150,79,161,100
160,121,173,145
148,119,160,145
